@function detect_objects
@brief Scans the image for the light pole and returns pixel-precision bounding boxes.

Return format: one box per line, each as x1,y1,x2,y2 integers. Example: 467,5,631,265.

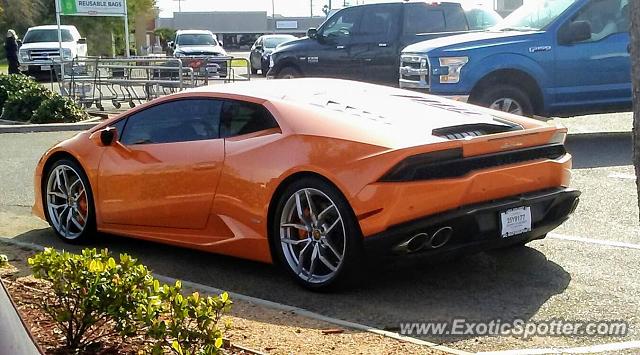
174,0,186,13
272,0,276,34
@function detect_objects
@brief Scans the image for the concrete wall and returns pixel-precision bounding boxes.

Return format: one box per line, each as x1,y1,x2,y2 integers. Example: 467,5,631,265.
157,12,324,34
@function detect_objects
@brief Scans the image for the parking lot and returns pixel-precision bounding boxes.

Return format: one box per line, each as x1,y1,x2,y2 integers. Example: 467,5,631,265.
0,126,638,353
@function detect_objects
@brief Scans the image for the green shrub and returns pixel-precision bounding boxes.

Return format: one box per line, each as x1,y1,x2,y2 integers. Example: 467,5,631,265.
32,94,89,123
28,248,156,350
0,73,89,123
1,85,52,122
28,248,231,354
140,280,231,355
0,74,38,112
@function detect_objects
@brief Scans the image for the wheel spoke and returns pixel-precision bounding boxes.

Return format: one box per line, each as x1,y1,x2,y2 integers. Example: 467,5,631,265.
49,203,66,209
70,213,83,230
317,204,336,221
308,244,319,279
294,192,305,221
68,177,81,192
56,206,69,225
322,237,342,259
281,237,311,246
75,208,86,223
55,169,65,193
281,223,309,232
296,242,312,275
303,189,318,224
64,208,72,238
324,217,342,235
48,191,66,199
318,248,337,272
61,167,70,194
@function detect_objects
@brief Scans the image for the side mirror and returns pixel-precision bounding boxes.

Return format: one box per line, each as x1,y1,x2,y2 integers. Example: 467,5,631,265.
307,27,318,39
559,20,591,44
167,41,174,49
77,38,87,45
100,127,117,146
255,44,263,50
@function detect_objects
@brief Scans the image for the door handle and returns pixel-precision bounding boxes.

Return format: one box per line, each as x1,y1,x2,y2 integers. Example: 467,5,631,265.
336,45,345,49
378,43,388,47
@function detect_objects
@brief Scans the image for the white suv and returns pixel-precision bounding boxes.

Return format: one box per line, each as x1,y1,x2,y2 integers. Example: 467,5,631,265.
18,25,87,74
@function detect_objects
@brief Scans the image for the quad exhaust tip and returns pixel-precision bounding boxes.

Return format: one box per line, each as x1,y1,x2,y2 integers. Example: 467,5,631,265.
394,227,454,254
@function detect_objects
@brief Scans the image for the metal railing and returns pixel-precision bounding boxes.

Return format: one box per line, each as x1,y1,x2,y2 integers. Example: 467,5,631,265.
48,55,251,112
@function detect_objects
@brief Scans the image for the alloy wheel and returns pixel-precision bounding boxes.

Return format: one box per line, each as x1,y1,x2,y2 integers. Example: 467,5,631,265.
45,164,89,240
279,188,346,284
489,97,524,116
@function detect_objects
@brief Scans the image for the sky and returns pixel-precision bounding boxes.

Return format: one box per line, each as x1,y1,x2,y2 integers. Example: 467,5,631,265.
157,0,381,18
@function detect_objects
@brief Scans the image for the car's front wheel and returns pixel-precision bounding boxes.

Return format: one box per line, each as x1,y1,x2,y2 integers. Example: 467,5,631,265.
277,67,301,79
476,84,533,117
272,177,362,290
44,159,96,243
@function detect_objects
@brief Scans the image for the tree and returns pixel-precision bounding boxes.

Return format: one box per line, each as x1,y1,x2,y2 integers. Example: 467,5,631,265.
632,1,640,222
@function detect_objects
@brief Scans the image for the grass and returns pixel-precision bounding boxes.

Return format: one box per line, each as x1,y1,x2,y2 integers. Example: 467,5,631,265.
0,59,7,74
230,58,249,68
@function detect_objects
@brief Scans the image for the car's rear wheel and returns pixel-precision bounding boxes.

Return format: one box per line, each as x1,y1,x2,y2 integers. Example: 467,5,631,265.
477,85,533,117
44,159,96,243
251,66,258,75
277,67,301,79
272,177,362,290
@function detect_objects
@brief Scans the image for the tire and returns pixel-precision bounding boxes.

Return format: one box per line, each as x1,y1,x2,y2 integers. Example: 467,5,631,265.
271,177,363,290
251,66,258,75
277,66,301,79
475,84,534,117
43,159,96,244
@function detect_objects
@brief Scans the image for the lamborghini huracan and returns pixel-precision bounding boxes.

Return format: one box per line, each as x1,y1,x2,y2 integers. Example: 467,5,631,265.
33,78,580,289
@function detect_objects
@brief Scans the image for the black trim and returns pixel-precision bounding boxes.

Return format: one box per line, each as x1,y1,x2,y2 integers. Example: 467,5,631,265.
380,144,567,182
363,188,581,258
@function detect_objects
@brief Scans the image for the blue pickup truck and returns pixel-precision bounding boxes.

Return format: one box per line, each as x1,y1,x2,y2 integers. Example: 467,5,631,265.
399,0,630,117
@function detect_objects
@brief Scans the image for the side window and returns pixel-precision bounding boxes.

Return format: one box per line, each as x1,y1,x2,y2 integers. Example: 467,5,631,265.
359,4,401,37
573,0,628,42
112,118,127,138
120,99,222,145
320,6,363,40
404,4,446,34
444,6,469,31
220,101,279,138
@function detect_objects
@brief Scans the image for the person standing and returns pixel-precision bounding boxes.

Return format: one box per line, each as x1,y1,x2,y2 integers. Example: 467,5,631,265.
4,29,21,75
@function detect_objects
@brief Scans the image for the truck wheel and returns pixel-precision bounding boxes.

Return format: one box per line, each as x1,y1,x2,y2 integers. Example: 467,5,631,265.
278,67,301,79
477,85,533,117
251,67,258,75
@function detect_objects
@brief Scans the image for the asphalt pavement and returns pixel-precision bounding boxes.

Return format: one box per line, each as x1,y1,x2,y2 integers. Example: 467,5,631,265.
0,130,638,352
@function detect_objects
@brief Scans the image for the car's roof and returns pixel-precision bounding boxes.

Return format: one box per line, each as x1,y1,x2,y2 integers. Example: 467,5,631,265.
177,30,213,35
28,25,77,30
183,78,538,149
260,34,296,38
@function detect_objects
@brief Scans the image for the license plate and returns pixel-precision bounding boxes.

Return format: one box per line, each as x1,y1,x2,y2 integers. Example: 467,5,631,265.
500,206,532,238
40,65,51,71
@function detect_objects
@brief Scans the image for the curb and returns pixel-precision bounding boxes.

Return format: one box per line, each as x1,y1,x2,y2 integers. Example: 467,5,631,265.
0,237,470,355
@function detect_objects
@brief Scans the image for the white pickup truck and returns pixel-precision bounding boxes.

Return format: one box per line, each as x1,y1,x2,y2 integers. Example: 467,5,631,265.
18,25,87,74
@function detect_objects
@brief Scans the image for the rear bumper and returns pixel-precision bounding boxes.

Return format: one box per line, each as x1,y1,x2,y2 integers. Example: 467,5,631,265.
363,188,580,258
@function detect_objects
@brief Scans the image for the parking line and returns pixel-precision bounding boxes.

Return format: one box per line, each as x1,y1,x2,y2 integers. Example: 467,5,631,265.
478,340,640,354
0,237,471,355
548,233,640,251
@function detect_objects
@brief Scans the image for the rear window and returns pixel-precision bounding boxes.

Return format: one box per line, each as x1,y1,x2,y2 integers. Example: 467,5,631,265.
403,3,468,34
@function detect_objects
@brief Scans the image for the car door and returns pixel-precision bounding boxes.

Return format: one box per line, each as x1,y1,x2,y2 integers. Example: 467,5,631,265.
98,98,225,230
303,6,363,79
250,37,263,69
553,0,631,112
351,3,402,84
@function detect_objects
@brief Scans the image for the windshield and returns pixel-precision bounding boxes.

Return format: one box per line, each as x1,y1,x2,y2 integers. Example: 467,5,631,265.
465,8,503,31
176,34,218,46
23,29,74,43
493,0,577,31
263,36,294,48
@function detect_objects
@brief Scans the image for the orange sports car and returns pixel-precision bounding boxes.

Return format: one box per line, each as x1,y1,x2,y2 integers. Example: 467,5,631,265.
33,78,580,289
